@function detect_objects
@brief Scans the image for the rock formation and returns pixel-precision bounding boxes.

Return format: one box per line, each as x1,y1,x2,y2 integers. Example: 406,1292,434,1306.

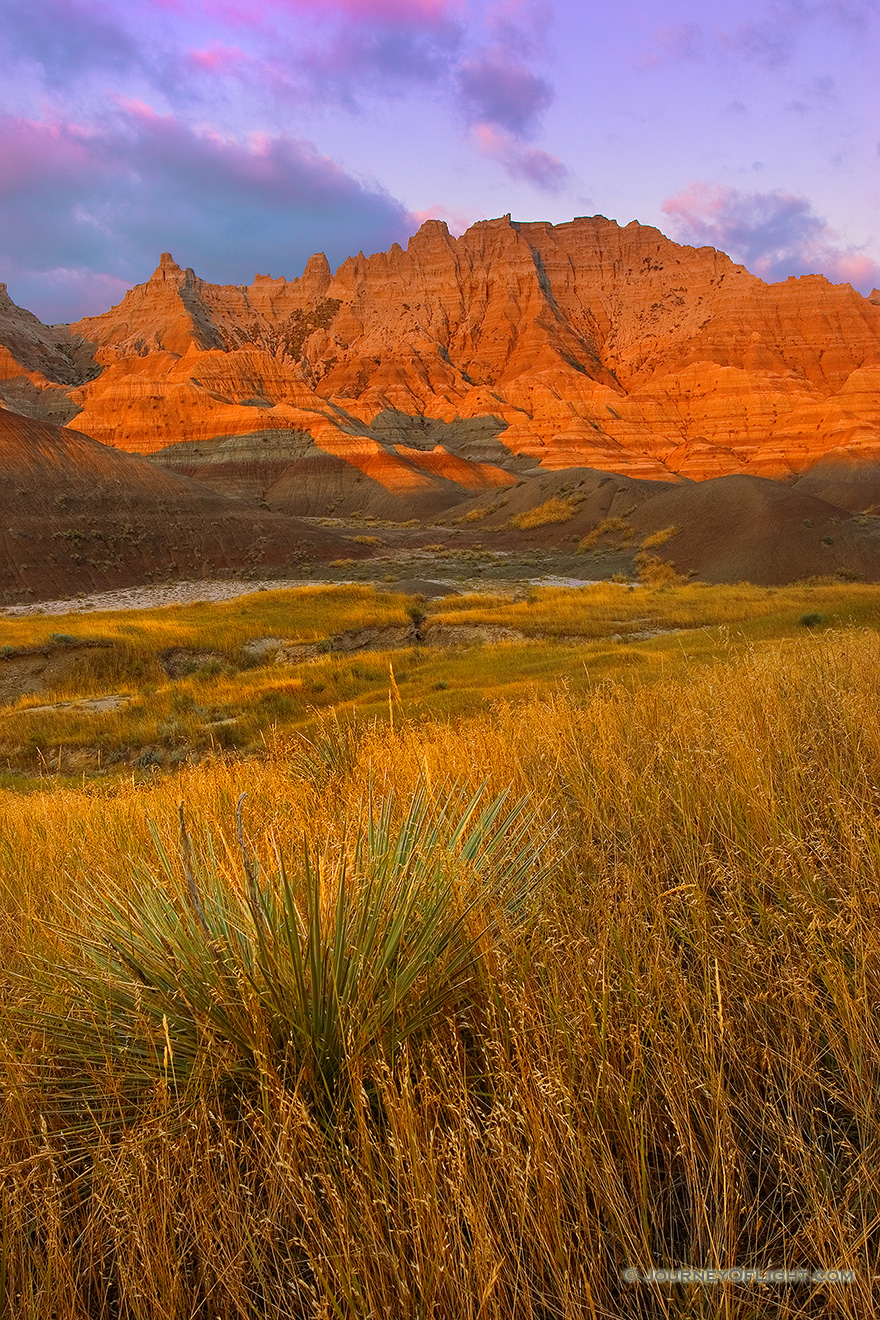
1,214,879,516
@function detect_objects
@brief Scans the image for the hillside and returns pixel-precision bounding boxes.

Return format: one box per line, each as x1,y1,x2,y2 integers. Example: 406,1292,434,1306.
0,409,361,603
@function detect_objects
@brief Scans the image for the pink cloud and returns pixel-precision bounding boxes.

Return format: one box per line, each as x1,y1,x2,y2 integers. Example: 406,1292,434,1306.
636,22,705,69
0,116,95,193
662,181,880,294
473,122,568,192
307,0,454,18
170,0,459,28
10,268,131,323
411,203,475,235
639,2,876,72
189,44,246,73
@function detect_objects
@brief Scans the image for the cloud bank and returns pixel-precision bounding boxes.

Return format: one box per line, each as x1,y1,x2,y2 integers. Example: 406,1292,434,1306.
0,107,414,321
0,0,571,317
662,182,880,294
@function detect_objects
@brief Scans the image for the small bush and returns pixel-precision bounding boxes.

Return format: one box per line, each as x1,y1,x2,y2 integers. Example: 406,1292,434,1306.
23,784,542,1116
635,552,687,588
198,659,224,678
406,600,427,630
509,497,577,530
800,612,824,628
640,524,680,550
577,516,633,551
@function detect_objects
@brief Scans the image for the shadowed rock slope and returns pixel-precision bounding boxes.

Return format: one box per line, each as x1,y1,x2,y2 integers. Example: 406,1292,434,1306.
0,409,361,603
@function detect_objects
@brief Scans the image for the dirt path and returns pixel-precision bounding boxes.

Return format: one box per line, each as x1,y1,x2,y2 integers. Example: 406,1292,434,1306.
0,578,315,618
0,574,605,619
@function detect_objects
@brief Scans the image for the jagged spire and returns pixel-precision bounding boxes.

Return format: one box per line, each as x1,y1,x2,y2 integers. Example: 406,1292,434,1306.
150,253,183,282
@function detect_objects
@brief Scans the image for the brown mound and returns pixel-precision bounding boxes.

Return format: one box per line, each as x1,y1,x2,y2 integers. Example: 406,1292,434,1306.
0,409,364,604
443,466,880,584
792,454,880,513
446,467,677,533
0,639,110,703
627,474,880,584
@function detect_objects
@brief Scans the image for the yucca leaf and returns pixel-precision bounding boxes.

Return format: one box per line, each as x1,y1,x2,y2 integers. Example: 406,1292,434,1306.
14,777,548,1120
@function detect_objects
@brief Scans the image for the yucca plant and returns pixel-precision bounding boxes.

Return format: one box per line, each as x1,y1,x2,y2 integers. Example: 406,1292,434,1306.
18,780,545,1123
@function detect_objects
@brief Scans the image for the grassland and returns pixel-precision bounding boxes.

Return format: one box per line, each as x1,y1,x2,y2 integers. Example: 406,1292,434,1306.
2,583,880,1316
3,579,880,781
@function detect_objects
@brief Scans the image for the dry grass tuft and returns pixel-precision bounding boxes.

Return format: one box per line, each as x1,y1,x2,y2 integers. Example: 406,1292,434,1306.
578,514,634,549
509,496,577,529
640,524,680,550
635,551,688,587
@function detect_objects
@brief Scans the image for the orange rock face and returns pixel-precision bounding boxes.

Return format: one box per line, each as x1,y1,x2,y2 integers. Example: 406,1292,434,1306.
2,216,879,502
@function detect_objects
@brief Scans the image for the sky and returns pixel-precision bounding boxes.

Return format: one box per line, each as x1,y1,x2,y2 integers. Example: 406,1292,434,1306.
0,0,877,322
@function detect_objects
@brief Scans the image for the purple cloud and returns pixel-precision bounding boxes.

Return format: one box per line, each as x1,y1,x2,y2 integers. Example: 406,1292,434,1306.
186,0,458,24
457,56,553,135
643,1,876,70
0,106,415,321
0,0,139,72
637,22,706,68
473,125,568,191
298,20,461,99
721,5,800,68
662,181,880,294
453,4,568,193
0,0,463,106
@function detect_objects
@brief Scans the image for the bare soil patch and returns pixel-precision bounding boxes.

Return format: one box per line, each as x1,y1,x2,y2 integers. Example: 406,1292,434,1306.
0,640,110,703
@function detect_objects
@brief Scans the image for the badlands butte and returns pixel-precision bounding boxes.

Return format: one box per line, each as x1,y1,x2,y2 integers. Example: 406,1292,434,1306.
2,212,880,601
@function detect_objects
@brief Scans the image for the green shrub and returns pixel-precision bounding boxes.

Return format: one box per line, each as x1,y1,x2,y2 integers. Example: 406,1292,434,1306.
22,783,543,1119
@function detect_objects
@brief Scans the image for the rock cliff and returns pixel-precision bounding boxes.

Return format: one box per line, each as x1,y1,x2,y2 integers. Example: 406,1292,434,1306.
1,215,879,511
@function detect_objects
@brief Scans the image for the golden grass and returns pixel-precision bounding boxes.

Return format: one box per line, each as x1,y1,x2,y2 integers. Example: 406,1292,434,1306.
5,581,880,777
577,514,634,549
640,523,680,549
2,629,880,1315
434,579,880,637
509,496,577,529
0,583,412,654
